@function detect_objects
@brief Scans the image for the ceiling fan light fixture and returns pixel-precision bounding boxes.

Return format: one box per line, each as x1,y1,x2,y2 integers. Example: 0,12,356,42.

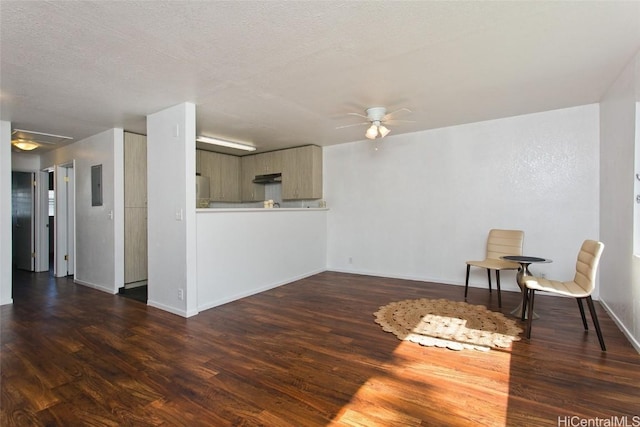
196,136,256,152
365,124,378,139
340,106,408,140
12,139,39,151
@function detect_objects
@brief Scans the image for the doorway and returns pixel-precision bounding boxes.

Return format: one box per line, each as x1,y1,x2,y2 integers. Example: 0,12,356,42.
53,164,75,277
11,172,34,271
12,170,51,273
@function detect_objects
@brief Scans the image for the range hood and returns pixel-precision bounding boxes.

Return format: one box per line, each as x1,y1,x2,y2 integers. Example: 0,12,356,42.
253,173,282,184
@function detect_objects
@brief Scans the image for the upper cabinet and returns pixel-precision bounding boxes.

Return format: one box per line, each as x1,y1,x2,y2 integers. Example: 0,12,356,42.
240,150,288,201
218,153,241,202
200,144,323,203
124,132,147,208
255,150,283,175
241,145,322,201
198,150,241,202
240,155,264,202
282,145,323,200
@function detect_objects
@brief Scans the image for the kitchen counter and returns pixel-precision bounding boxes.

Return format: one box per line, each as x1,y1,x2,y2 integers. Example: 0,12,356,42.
196,207,328,213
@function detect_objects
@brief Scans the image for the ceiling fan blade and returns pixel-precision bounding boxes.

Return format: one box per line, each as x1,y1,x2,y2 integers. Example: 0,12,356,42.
336,121,369,130
385,119,416,125
346,112,370,119
383,107,412,121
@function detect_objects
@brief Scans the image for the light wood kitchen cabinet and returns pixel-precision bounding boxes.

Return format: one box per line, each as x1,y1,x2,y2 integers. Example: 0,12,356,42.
124,132,147,284
218,154,241,201
240,151,282,201
124,132,147,208
239,146,323,201
282,145,323,200
195,149,202,175
240,155,265,202
124,207,147,283
198,150,241,202
255,150,283,175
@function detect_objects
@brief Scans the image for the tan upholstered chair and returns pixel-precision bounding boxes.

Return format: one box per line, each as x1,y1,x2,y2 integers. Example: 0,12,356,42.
465,229,524,308
521,240,606,351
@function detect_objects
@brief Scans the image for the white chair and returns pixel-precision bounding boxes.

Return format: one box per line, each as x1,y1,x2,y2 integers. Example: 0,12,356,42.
464,229,524,308
521,240,606,351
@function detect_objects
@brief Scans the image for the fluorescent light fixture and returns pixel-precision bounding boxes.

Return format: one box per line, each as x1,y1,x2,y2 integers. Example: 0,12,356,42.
12,139,39,151
12,129,73,140
196,136,256,152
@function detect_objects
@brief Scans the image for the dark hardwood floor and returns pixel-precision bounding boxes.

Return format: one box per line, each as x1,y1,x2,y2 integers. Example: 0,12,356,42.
2,269,639,426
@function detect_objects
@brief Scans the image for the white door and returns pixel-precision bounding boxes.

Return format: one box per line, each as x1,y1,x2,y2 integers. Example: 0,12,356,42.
53,164,75,277
66,165,75,275
54,165,69,277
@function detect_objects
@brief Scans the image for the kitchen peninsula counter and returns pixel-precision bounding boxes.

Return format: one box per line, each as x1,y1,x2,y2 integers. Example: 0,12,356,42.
196,207,327,313
196,207,329,213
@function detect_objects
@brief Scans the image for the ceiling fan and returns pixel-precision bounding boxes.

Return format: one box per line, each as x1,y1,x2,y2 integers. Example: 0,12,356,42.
336,107,413,139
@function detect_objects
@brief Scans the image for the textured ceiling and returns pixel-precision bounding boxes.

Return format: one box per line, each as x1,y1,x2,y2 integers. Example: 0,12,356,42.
1,1,639,155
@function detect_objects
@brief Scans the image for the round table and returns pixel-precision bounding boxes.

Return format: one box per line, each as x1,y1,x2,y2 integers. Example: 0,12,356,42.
501,255,552,319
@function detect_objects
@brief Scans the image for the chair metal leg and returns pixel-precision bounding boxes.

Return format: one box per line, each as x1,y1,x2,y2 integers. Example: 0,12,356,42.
464,265,471,300
495,270,502,308
586,296,606,351
526,289,535,339
577,298,588,330
486,269,492,293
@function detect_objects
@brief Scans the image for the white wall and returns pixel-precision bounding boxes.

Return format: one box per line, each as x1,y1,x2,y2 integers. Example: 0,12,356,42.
147,103,197,317
40,128,125,293
599,51,640,350
11,151,41,172
196,209,327,312
0,121,13,305
325,105,600,295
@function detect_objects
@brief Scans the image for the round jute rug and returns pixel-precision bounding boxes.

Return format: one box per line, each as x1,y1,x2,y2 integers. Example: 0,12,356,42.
373,298,522,351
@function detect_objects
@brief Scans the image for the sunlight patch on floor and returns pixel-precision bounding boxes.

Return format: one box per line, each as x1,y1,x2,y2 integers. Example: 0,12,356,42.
328,340,512,426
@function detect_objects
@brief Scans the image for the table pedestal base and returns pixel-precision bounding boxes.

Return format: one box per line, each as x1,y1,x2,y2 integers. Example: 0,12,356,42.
501,255,550,321
510,302,539,320
513,262,539,319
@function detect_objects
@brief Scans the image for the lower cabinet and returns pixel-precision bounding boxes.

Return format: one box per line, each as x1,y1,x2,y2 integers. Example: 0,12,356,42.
124,207,147,284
